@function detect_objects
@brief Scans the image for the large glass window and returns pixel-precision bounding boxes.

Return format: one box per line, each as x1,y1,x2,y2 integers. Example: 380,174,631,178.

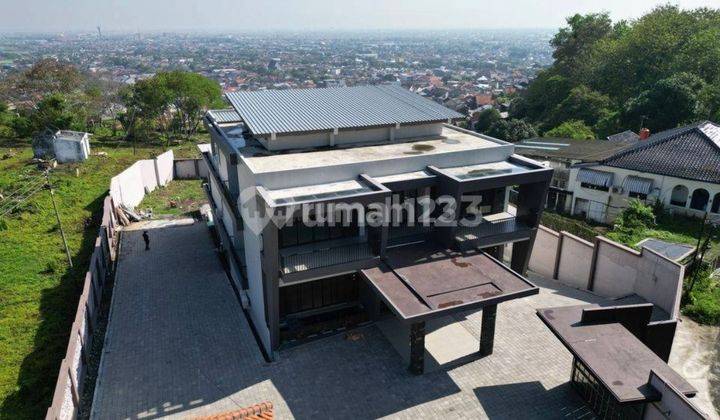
279,210,361,249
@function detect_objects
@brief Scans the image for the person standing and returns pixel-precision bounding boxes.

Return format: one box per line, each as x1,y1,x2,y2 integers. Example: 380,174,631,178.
142,230,150,251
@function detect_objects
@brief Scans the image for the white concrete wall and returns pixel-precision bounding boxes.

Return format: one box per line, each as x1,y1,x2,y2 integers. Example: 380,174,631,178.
109,150,175,209
634,248,684,318
249,142,514,190
239,192,272,354
592,238,638,298
54,138,89,163
556,233,594,289
645,371,708,419
174,159,208,179
155,150,174,186
528,225,560,279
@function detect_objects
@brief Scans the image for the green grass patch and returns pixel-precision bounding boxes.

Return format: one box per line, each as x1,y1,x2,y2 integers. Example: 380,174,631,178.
138,179,207,218
0,135,204,418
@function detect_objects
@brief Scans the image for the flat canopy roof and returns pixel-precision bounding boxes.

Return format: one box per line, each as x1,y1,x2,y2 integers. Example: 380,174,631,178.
537,305,697,403
361,242,538,323
242,125,507,174
226,84,463,136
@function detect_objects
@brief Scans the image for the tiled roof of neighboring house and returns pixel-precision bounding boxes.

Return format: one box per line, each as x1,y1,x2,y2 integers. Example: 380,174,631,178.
601,121,720,183
607,130,639,142
225,84,463,136
514,137,637,162
197,402,274,420
208,109,242,124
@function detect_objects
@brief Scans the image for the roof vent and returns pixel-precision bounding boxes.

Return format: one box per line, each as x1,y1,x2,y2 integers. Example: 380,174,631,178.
639,128,651,140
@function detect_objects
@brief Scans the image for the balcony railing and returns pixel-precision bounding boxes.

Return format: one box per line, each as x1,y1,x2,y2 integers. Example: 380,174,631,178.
280,240,375,275
455,213,533,246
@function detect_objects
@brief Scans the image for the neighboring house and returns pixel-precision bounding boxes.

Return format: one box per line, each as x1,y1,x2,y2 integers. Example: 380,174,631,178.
32,129,91,163
514,137,637,213
200,84,553,372
567,121,720,224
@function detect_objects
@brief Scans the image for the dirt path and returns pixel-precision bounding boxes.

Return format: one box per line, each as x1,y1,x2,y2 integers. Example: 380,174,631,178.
669,316,720,419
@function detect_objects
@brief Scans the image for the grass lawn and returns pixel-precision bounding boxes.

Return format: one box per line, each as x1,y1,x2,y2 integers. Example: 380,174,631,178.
138,179,207,218
0,135,204,419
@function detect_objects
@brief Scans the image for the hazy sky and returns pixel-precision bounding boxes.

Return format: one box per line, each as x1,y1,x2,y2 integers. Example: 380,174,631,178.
0,0,715,33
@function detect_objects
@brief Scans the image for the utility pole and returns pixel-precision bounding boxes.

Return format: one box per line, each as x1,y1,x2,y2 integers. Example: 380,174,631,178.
45,170,73,268
688,212,708,295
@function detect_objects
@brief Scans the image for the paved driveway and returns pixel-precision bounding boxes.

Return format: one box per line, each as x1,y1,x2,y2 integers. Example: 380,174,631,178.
92,222,706,419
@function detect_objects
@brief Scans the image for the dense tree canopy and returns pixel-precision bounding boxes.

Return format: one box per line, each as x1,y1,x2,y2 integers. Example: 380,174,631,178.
513,5,720,136
545,120,595,140
486,119,537,142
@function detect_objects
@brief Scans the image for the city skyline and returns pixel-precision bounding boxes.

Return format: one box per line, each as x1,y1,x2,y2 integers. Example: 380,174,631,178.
0,0,713,33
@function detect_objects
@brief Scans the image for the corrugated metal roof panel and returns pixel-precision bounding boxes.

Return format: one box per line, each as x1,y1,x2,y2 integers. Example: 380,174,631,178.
225,84,463,136
577,168,614,187
208,109,242,124
623,176,653,195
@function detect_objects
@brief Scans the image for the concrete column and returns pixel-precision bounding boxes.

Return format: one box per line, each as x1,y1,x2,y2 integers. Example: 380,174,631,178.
479,304,497,356
510,231,537,275
408,321,425,375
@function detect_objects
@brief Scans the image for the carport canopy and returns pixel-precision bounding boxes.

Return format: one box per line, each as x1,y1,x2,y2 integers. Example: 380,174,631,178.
360,242,539,323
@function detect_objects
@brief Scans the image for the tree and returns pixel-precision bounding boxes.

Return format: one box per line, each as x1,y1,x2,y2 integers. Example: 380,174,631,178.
624,72,706,131
551,13,613,79
518,6,720,135
474,108,501,133
487,119,537,142
551,85,611,127
545,120,595,139
155,71,223,138
29,93,83,133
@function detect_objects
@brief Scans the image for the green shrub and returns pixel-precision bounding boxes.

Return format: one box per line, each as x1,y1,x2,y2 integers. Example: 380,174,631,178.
615,199,655,232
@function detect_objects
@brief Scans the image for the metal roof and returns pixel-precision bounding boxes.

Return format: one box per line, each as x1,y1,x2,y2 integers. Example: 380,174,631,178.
577,168,614,187
225,84,463,136
207,109,242,124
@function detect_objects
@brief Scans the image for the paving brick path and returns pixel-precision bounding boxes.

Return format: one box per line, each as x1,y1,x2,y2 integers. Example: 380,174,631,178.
93,222,606,419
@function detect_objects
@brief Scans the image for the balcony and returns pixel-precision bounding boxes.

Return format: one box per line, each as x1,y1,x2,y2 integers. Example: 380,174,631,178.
279,238,379,284
455,212,534,248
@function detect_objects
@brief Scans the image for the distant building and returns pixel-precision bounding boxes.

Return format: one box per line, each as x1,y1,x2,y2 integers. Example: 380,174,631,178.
514,137,638,212
32,129,91,163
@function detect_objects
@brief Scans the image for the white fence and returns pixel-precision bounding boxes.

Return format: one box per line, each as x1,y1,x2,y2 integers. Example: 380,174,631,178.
109,150,174,208
46,151,206,419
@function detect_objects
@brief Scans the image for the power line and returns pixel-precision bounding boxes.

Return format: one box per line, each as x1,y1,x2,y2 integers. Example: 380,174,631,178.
0,183,47,217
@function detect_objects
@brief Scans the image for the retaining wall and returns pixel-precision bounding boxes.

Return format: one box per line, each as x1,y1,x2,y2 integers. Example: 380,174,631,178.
528,225,685,318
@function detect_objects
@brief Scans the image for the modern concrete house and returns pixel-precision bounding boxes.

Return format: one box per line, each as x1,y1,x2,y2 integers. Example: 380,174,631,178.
200,84,553,373
567,121,720,224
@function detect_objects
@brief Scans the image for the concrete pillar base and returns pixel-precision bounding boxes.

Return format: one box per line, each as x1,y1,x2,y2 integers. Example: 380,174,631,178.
480,304,497,357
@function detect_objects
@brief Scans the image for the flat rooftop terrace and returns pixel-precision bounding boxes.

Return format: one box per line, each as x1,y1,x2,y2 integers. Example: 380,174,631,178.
237,125,507,174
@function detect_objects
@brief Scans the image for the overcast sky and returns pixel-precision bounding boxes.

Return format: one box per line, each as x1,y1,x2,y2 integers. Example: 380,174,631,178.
0,0,715,33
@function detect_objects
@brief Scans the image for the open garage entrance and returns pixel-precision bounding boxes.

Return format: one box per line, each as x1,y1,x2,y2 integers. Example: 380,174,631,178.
278,273,376,346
